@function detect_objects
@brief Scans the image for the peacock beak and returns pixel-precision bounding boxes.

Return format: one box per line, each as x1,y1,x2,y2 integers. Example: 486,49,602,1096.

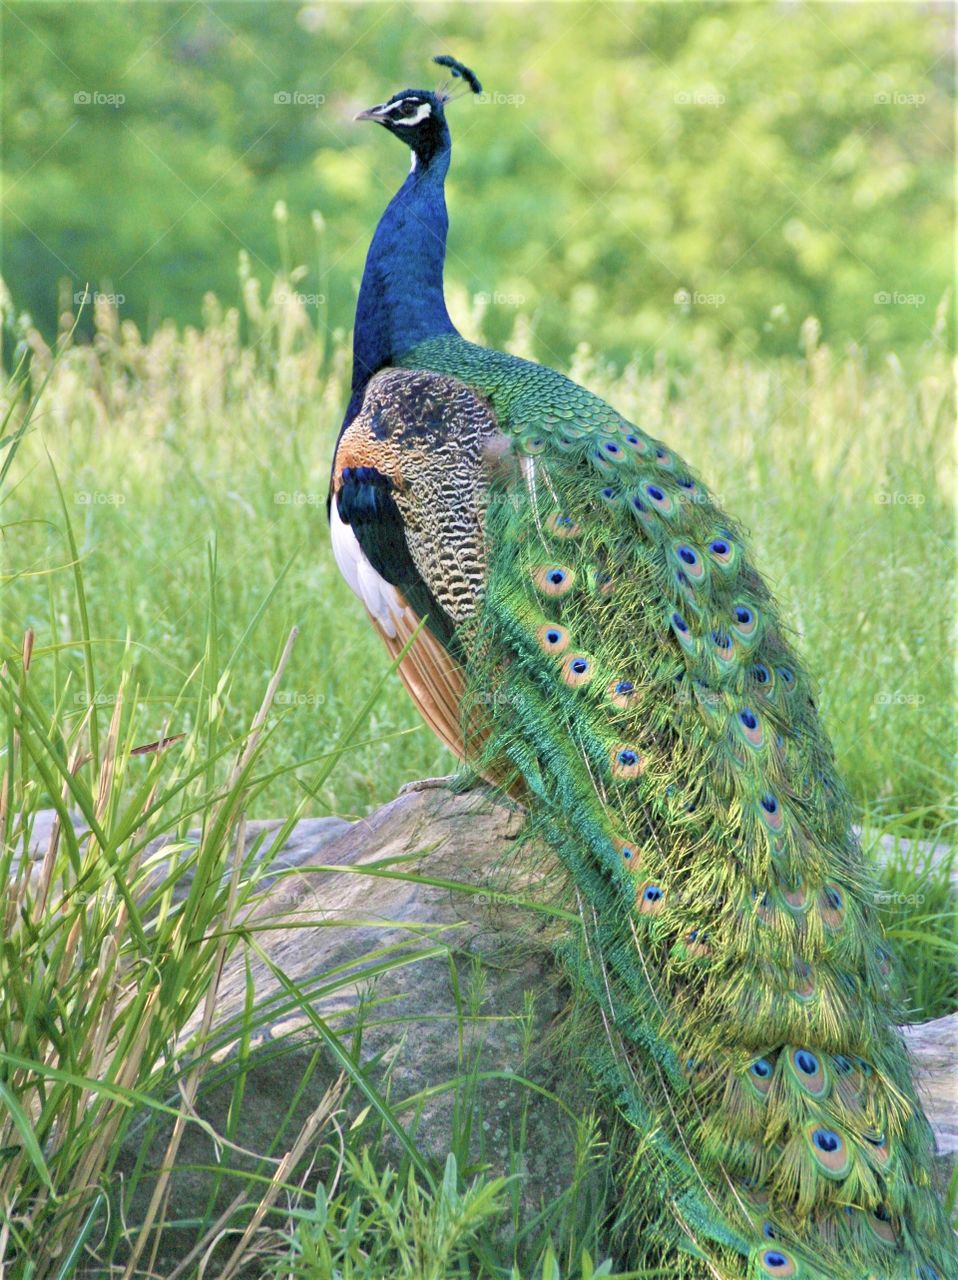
354,103,392,123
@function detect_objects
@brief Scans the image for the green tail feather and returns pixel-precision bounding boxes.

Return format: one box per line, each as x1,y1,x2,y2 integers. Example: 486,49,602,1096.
399,336,956,1280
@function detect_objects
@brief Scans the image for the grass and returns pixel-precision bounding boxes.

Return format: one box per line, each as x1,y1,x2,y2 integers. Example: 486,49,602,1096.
0,282,955,1276
0,615,625,1277
3,282,954,825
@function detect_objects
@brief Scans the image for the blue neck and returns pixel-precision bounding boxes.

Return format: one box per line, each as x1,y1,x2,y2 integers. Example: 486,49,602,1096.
346,144,457,422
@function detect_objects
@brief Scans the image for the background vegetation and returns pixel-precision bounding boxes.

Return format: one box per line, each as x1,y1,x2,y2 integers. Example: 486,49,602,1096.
3,288,955,826
2,1,954,363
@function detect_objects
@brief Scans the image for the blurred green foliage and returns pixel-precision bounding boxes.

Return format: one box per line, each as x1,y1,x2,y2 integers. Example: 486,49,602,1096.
2,1,953,363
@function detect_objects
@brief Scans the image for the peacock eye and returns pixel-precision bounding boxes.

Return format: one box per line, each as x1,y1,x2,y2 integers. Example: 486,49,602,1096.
399,98,419,117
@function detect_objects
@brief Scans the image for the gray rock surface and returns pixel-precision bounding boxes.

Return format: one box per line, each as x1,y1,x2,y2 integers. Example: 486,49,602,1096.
185,783,952,1157
24,790,958,1274
24,790,958,1162
115,788,584,1275
19,809,352,900
902,1012,958,1157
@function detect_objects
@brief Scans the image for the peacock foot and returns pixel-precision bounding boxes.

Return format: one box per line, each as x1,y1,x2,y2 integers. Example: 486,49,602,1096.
399,771,483,796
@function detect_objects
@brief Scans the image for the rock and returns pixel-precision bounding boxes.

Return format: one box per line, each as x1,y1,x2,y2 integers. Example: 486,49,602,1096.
187,786,957,1154
24,790,958,1165
26,790,958,1273
901,1013,958,1158
180,785,567,1170
862,829,958,892
116,788,586,1274
16,809,351,901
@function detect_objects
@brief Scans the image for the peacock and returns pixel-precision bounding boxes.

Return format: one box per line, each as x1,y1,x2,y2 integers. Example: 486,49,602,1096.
328,56,956,1280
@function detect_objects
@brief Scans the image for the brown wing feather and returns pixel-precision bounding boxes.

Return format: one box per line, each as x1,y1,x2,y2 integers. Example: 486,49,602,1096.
370,591,469,761
332,368,520,792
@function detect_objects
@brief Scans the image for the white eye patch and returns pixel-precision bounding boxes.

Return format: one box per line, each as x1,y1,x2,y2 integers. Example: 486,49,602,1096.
392,100,432,127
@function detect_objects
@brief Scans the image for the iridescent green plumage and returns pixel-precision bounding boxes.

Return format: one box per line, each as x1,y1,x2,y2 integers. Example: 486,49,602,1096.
370,334,956,1280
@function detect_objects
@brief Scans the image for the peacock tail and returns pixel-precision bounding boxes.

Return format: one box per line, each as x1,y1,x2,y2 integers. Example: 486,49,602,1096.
331,59,956,1280
365,337,952,1280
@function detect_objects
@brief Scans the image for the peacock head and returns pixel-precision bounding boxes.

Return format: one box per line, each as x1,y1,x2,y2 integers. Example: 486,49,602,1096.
355,55,482,169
